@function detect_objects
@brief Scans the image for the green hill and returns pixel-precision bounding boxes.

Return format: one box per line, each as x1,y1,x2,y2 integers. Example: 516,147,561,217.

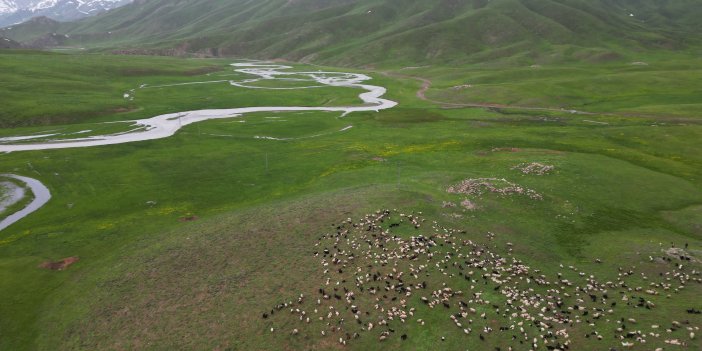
2,0,701,65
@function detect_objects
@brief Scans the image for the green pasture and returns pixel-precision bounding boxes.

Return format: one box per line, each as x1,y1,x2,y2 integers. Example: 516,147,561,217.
395,55,702,118
0,52,363,128
0,52,700,350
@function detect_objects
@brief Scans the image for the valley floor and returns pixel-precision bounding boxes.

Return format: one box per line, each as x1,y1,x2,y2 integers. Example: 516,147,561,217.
0,51,700,350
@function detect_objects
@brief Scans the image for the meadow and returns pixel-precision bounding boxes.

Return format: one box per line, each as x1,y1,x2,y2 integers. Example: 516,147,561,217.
0,51,700,350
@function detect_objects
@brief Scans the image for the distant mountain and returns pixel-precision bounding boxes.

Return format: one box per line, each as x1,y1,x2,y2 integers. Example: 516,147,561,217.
2,0,702,66
0,0,132,27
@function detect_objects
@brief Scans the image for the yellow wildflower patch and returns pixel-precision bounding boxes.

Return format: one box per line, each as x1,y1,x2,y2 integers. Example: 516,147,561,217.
97,222,115,230
379,140,460,157
0,230,32,246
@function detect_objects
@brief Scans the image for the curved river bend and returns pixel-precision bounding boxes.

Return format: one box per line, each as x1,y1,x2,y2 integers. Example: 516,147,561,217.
0,174,51,232
0,62,398,152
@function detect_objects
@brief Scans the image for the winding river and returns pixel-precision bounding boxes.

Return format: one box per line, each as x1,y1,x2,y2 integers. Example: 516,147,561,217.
0,62,398,152
0,174,51,232
0,61,397,230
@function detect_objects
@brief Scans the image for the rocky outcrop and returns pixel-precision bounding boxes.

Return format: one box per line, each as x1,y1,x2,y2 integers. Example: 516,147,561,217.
0,35,20,48
25,32,68,48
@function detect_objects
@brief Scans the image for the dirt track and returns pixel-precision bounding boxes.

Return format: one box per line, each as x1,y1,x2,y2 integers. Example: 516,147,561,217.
381,71,593,114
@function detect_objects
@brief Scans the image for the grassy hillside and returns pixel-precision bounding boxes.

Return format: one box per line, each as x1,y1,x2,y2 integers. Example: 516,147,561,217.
1,2,701,350
403,56,702,117
2,0,702,65
0,52,701,350
0,16,63,43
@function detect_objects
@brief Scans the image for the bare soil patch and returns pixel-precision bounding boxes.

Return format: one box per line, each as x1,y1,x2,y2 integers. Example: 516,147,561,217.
664,248,700,263
39,257,79,271
179,215,200,222
111,107,137,113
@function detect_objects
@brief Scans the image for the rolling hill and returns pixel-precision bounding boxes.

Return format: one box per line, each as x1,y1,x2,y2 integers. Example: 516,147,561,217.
2,0,702,65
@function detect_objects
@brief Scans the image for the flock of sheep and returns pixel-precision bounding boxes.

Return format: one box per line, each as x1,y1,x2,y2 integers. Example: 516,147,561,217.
263,208,700,350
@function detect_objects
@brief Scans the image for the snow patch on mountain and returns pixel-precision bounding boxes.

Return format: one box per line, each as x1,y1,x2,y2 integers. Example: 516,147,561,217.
0,0,131,27
0,0,18,14
32,0,58,11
